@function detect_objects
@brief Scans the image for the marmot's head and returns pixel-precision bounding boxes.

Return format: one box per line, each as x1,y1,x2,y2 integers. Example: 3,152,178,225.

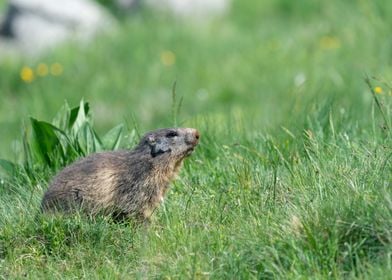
139,128,200,161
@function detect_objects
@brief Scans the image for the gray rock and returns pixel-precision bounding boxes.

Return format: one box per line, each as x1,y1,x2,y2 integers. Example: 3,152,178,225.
0,0,115,57
145,0,230,19
115,0,140,11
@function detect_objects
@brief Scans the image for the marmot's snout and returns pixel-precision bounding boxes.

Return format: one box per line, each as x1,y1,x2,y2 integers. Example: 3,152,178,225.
178,128,199,157
185,128,200,146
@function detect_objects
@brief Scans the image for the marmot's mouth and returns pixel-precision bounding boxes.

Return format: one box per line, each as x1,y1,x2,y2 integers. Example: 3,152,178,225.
184,147,195,157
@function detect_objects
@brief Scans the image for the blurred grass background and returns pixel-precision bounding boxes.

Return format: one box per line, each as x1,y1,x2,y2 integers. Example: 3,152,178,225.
0,0,391,278
0,0,391,160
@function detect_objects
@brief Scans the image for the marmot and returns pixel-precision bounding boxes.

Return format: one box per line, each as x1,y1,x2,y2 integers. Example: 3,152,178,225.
41,127,200,222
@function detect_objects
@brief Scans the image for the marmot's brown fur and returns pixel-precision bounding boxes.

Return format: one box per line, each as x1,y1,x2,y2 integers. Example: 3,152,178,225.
41,128,200,222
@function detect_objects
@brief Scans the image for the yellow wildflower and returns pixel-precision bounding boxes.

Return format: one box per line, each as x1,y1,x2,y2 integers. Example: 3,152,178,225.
160,50,176,66
319,36,341,50
20,66,34,83
36,63,49,77
374,86,383,94
50,63,63,76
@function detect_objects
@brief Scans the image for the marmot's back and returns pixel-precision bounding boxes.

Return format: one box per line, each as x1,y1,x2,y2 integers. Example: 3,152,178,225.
42,152,131,214
41,128,200,221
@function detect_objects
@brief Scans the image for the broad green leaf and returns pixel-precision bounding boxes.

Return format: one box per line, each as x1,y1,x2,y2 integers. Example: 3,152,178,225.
22,123,33,171
102,124,124,150
92,128,103,152
0,159,18,177
77,123,102,155
30,118,63,166
52,101,71,131
128,129,137,145
48,122,80,162
69,99,90,131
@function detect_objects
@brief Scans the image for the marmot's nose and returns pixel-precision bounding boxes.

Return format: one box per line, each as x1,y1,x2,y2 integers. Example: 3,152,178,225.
185,128,200,146
194,130,200,141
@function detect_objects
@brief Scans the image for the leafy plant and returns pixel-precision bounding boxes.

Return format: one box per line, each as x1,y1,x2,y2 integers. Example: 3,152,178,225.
0,100,128,181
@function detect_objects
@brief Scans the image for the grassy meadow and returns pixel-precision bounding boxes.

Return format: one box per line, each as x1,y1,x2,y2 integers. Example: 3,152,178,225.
0,0,391,278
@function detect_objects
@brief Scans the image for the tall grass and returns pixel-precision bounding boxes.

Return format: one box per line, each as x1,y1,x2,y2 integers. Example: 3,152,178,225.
1,88,390,278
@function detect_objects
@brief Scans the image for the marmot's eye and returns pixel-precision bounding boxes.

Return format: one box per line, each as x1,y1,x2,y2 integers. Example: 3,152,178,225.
166,131,178,138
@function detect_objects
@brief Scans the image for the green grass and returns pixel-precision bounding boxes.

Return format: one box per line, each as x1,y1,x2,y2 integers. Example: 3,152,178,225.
1,0,392,278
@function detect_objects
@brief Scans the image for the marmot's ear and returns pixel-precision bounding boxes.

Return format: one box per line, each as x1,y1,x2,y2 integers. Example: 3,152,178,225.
150,139,172,157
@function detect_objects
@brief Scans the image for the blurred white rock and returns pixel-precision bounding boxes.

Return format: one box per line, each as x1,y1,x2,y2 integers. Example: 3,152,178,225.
0,0,115,57
145,0,230,19
115,0,140,11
